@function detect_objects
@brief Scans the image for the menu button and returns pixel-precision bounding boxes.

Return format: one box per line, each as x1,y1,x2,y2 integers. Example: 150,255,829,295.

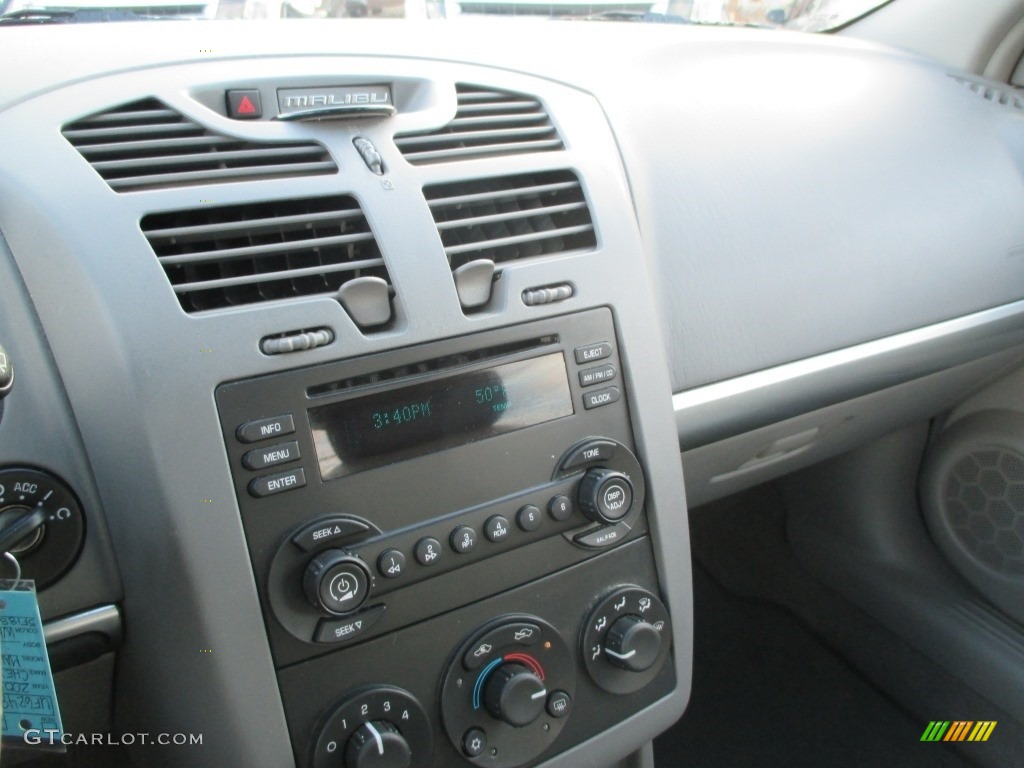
242,440,301,471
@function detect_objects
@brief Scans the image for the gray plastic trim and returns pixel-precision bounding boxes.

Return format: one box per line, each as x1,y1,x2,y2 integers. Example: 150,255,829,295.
673,299,1024,450
44,604,121,645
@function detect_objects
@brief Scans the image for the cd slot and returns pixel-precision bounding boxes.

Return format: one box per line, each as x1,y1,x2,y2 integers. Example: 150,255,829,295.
306,334,559,398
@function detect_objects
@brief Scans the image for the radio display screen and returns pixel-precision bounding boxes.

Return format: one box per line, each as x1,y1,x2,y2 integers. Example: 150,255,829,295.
308,353,574,481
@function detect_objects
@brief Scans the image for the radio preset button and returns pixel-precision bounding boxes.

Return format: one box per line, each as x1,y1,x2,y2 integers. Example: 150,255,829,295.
574,342,612,365
579,364,616,388
377,549,406,579
583,386,621,410
248,467,306,498
517,505,542,532
548,495,573,522
450,526,477,554
242,440,301,471
484,515,511,543
414,537,443,566
561,439,617,471
236,414,295,443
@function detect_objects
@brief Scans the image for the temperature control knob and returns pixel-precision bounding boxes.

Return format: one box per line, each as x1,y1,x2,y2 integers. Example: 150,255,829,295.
577,468,633,524
483,663,547,728
604,615,662,673
303,549,371,616
346,721,411,768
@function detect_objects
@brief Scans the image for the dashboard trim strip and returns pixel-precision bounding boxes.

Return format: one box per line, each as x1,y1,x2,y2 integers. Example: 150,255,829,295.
44,604,122,646
673,300,1024,449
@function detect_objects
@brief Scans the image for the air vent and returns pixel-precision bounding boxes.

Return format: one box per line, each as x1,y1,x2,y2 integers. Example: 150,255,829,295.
423,170,596,271
62,98,337,192
395,85,563,165
141,196,388,314
949,75,1024,112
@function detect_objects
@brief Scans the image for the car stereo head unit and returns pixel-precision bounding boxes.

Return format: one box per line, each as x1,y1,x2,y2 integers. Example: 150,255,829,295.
216,307,674,768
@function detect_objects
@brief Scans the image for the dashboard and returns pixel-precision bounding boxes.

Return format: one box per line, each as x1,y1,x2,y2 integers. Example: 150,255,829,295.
0,11,1023,768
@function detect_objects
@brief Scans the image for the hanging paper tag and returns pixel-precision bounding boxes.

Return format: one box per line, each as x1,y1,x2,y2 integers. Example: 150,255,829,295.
0,580,64,751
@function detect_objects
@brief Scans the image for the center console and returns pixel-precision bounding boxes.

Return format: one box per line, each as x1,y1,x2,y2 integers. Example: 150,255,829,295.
217,307,675,767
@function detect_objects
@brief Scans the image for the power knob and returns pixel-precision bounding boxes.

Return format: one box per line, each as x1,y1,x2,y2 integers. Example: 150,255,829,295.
604,615,662,673
483,663,547,728
577,468,633,524
345,721,411,768
303,550,370,616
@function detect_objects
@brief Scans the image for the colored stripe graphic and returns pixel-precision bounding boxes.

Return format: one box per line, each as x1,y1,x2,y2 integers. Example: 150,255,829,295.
922,721,997,742
967,722,997,742
944,721,972,742
921,722,950,741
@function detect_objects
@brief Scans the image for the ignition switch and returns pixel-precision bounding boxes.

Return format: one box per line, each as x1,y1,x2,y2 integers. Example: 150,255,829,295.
0,468,85,587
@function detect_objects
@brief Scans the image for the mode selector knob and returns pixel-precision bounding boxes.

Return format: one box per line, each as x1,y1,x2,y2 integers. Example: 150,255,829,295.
577,468,634,524
604,615,662,673
483,663,547,727
303,549,371,616
346,721,411,768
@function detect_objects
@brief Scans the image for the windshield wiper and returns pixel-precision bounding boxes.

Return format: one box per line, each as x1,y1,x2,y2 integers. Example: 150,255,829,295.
577,10,771,28
577,11,690,24
0,7,152,24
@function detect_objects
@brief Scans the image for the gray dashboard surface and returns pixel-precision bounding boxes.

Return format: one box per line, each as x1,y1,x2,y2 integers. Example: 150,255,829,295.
3,21,1022,393
0,18,697,768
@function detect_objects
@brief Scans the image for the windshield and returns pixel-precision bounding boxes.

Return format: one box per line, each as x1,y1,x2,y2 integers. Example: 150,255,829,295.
0,0,892,31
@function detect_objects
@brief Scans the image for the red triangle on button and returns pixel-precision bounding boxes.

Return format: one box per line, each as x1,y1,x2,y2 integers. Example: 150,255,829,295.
237,96,256,115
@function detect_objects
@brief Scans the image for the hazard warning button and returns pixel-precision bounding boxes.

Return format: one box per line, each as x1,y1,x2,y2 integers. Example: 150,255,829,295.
226,89,262,120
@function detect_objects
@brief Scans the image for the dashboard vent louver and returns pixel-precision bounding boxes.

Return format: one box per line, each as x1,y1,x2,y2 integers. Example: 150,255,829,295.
949,75,1024,112
423,170,596,270
141,196,388,314
62,98,337,192
394,85,563,165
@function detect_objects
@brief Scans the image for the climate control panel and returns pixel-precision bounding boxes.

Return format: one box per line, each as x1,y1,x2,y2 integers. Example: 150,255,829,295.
440,617,575,768
279,538,675,768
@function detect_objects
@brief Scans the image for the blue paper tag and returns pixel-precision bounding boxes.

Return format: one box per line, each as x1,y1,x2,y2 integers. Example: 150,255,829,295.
0,582,64,749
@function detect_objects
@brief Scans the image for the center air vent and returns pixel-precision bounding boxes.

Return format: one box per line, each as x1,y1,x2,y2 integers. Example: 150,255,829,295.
62,98,337,192
395,85,563,165
423,170,596,271
141,196,388,314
